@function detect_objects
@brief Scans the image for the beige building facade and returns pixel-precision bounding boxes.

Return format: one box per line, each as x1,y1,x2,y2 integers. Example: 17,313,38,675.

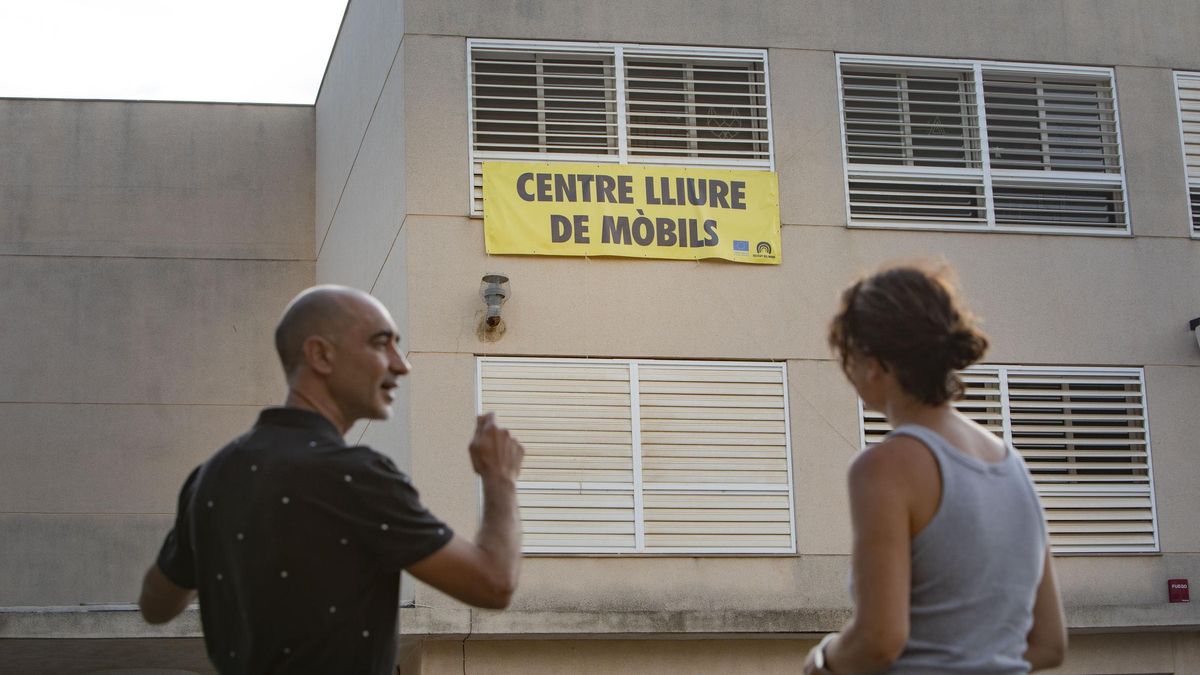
2,1,1199,673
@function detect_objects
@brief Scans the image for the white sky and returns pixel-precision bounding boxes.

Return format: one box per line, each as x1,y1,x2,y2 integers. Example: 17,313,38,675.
0,0,349,104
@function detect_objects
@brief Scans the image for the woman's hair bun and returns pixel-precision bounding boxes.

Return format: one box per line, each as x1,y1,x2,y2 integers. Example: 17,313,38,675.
944,327,988,371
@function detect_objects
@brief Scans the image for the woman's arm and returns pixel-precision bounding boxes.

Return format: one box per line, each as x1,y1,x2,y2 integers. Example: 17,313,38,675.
805,440,924,674
1024,546,1067,670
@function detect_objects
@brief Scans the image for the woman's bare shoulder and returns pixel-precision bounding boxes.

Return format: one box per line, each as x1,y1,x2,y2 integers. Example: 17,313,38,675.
850,436,937,486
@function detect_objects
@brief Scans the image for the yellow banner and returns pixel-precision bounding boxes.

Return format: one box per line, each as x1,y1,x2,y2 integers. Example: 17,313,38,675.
483,161,780,265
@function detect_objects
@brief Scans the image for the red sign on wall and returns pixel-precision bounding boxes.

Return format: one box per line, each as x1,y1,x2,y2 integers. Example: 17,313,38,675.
1168,579,1190,603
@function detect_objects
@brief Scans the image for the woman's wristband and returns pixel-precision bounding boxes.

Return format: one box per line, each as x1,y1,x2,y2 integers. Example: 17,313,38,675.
814,632,839,673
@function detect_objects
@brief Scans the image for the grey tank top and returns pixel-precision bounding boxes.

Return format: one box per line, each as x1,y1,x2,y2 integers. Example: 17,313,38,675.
883,424,1047,675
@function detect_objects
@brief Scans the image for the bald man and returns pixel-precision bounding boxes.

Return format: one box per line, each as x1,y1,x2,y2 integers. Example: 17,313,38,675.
138,286,524,674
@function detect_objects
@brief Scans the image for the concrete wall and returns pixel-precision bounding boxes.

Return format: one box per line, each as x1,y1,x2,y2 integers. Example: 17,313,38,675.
0,99,314,607
304,0,1200,670
382,4,1200,626
3,0,1193,671
405,0,1200,71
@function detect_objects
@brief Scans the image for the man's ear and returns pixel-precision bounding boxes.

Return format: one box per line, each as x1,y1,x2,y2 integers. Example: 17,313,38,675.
302,335,336,376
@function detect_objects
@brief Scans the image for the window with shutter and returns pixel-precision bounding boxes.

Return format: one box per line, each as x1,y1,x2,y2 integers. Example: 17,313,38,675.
839,55,1128,234
859,366,1158,555
478,357,795,554
469,40,773,215
1174,72,1200,237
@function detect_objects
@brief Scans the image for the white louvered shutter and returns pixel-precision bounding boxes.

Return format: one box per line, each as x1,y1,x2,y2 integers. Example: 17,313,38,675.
860,366,1157,554
479,358,795,554
1005,369,1155,553
479,359,637,553
624,55,770,163
637,363,793,553
983,71,1126,231
841,63,987,226
471,44,619,215
1175,72,1200,236
470,41,773,215
839,56,1127,234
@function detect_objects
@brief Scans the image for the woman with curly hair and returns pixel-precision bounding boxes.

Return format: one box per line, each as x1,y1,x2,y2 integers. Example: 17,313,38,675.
804,264,1066,674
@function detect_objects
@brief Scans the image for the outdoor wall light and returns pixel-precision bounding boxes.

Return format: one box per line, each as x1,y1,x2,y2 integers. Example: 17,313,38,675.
1191,317,1200,351
480,273,510,328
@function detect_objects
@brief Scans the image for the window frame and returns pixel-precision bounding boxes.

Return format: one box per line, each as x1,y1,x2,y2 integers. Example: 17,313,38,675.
467,39,775,217
837,54,1131,236
476,356,797,556
1172,70,1200,239
856,364,1160,556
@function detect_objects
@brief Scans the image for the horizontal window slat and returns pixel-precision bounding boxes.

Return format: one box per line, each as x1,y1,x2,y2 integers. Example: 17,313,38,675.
639,406,785,421
504,418,632,431
483,379,630,393
640,431,786,447
848,157,981,168
642,471,790,485
639,379,784,394
522,508,635,521
522,468,634,481
642,457,789,472
624,147,773,158
846,172,986,183
638,367,783,383
847,185,986,198
1042,509,1152,520
524,456,634,470
1041,497,1152,510
473,105,615,117
624,111,771,123
646,508,792,522
483,392,631,406
484,365,629,380
640,446,788,459
638,393,784,408
518,493,634,508
644,535,792,548
1036,476,1150,486
1041,533,1155,547
849,214,988,224
638,419,785,434
525,534,636,547
643,521,790,535
642,493,791,508
514,430,632,444
1037,477,1152,489
488,404,631,419
849,199,991,212
1047,522,1155,534
524,521,635,534
520,443,635,457
1014,450,1147,460
625,134,771,147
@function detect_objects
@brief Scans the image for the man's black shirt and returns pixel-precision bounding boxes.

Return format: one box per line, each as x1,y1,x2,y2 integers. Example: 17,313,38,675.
156,408,453,674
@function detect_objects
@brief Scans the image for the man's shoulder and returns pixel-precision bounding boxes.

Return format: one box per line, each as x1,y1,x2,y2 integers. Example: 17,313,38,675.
262,441,404,480
332,444,403,474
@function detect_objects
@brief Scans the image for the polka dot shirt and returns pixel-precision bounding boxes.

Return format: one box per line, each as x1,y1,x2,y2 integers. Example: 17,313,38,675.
155,408,453,674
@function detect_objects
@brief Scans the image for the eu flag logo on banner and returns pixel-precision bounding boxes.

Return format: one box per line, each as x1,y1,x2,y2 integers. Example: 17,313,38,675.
733,240,750,252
